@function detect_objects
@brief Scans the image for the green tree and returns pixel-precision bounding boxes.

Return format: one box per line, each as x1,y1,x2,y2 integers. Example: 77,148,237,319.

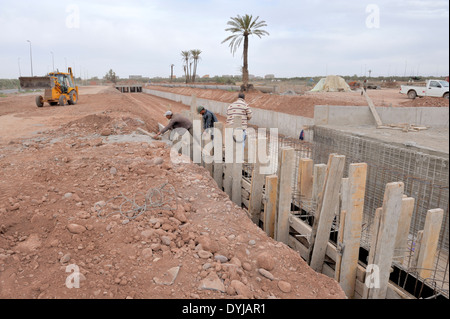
190,49,202,83
222,14,269,90
104,69,117,84
181,51,191,83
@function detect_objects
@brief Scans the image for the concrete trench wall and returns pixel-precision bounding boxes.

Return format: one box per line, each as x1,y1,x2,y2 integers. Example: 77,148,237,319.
315,105,449,127
143,88,314,139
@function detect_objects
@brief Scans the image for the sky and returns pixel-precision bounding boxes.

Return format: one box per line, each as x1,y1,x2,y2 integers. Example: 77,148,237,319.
0,0,449,79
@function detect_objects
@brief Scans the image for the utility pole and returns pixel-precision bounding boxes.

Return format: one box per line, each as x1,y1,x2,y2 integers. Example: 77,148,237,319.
27,40,33,76
170,64,174,82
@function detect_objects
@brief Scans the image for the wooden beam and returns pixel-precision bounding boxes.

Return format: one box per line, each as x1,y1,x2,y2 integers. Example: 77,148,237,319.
411,230,423,270
338,163,367,299
335,209,346,283
231,116,243,206
264,175,278,238
298,159,314,201
309,154,346,272
362,89,383,127
416,209,444,279
203,133,213,177
248,138,266,225
394,197,415,264
223,124,233,197
289,214,337,262
312,164,327,212
213,122,224,189
366,182,404,299
275,147,295,244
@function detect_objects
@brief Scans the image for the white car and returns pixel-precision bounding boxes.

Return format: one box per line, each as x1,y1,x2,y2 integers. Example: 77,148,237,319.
400,80,449,99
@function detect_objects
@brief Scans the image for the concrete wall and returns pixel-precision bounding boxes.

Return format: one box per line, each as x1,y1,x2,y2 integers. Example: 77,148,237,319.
315,105,449,127
148,83,278,93
143,88,314,139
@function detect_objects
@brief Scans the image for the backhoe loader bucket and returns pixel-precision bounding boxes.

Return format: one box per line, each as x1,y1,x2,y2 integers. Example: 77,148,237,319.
19,77,54,89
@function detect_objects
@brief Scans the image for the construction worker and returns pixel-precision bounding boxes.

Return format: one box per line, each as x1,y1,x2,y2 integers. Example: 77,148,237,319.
155,111,193,138
197,106,218,140
226,92,253,146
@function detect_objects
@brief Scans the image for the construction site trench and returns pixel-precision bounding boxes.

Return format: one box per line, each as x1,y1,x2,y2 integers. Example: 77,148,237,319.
0,86,348,299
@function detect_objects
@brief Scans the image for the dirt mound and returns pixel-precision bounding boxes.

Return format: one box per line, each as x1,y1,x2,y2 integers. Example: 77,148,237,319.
400,96,449,107
0,89,346,300
63,114,148,136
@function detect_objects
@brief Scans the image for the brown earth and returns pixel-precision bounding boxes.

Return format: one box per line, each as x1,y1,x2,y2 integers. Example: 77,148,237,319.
146,85,449,118
0,87,345,299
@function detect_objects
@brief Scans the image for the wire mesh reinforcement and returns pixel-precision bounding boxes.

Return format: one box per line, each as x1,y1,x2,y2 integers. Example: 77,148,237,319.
94,183,177,220
242,127,448,298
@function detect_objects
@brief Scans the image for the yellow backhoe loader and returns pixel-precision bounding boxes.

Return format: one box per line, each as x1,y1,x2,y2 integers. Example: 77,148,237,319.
19,67,79,107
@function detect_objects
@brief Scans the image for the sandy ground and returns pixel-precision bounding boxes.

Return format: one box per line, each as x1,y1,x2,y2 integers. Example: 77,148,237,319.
0,87,346,299
147,85,449,118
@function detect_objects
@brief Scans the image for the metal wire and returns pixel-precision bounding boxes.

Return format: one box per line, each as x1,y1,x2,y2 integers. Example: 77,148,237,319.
95,182,177,220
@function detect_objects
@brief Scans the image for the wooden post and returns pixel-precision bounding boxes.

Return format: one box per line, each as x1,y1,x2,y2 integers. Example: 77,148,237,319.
190,95,197,117
338,163,367,299
335,209,347,283
365,182,404,299
264,175,278,238
411,230,424,270
275,147,295,244
231,116,243,206
203,133,213,177
416,209,444,279
362,207,382,299
308,154,346,272
394,197,415,264
312,164,327,208
213,122,224,189
362,89,383,127
248,138,266,225
223,124,233,197
298,158,314,202
335,178,349,282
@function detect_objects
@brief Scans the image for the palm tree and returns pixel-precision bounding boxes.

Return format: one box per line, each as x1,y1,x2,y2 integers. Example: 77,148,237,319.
190,49,202,83
222,14,269,90
181,51,191,83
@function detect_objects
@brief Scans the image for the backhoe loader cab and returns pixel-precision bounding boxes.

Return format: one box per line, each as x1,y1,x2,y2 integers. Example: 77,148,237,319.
19,67,79,107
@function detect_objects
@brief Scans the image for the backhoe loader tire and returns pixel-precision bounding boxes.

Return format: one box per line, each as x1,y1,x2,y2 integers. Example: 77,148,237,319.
36,96,44,107
59,95,66,106
68,91,78,105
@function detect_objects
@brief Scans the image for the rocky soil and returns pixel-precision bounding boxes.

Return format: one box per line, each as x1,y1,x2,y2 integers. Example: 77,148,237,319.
0,87,346,299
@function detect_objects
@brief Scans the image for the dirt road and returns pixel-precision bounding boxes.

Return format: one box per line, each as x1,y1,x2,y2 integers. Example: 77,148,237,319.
0,87,345,299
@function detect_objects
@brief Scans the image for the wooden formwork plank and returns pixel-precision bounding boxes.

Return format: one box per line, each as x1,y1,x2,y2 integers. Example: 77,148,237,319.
248,138,266,225
190,95,197,116
298,158,314,200
362,89,383,127
264,175,278,238
275,147,295,244
394,197,415,264
231,117,243,206
289,214,337,262
223,124,233,197
203,133,213,177
309,154,346,272
366,182,404,299
335,209,346,283
411,230,424,270
363,207,382,299
338,163,367,299
213,122,224,189
312,164,327,211
416,209,444,279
